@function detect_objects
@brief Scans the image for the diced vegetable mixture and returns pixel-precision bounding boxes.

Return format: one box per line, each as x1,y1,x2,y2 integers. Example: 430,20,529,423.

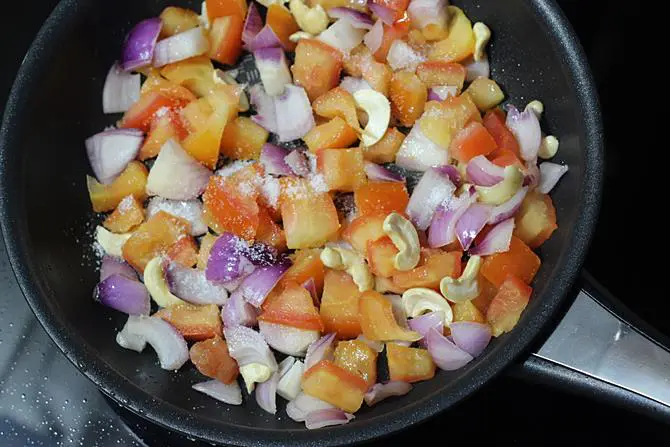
89,0,568,429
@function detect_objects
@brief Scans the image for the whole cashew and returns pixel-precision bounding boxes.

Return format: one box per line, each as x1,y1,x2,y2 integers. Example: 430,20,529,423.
321,246,375,292
525,100,544,119
289,0,329,35
539,135,559,159
402,288,454,325
383,213,421,271
96,226,131,258
473,22,491,62
440,256,482,303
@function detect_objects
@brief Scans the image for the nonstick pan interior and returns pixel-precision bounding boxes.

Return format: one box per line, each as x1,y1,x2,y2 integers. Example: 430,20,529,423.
0,0,603,445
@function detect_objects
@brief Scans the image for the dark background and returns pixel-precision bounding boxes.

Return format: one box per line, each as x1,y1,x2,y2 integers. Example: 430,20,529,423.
1,0,667,445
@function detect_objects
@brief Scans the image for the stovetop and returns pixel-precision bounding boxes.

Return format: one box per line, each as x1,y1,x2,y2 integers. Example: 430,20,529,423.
1,0,668,445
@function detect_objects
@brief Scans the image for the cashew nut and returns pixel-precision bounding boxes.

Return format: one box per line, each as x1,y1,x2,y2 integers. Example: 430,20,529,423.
289,0,329,35
353,89,391,147
440,256,482,303
239,363,273,393
401,288,454,325
290,31,314,43
538,135,559,159
525,100,544,119
475,166,524,205
143,257,188,308
383,213,420,271
473,22,491,62
321,246,374,292
95,226,131,258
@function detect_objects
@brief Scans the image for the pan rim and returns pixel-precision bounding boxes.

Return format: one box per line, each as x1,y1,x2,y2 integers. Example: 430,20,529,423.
0,0,604,445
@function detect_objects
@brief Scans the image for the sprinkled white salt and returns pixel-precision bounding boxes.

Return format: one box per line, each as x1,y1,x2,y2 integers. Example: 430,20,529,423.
116,195,135,212
216,160,254,177
146,198,207,236
309,174,328,193
261,176,280,209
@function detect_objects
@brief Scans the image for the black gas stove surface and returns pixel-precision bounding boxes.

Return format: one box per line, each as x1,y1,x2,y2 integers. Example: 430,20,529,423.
1,0,668,445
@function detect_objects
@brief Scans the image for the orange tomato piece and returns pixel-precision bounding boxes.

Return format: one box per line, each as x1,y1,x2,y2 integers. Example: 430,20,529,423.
292,39,343,102
103,195,145,233
449,121,498,163
366,236,399,278
139,109,189,160
375,275,407,294
471,275,498,314
486,275,532,336
374,14,411,61
429,6,475,62
320,269,363,339
159,7,200,38
389,70,427,127
280,249,326,295
514,191,558,249
342,214,386,255
180,97,214,133
259,281,324,331
354,182,410,217
220,116,269,160
120,91,187,132
154,304,223,341
122,211,192,271
392,249,462,290
166,236,199,268
416,61,466,89
317,148,367,192
160,56,217,98
452,300,486,323
483,108,521,159
362,128,405,164
206,0,247,21
189,336,239,384
303,117,358,152
197,233,217,270
302,360,368,412
481,236,541,288
87,161,148,213
386,343,436,383
256,207,287,253
266,4,300,51
202,176,260,241
313,87,361,132
333,339,378,388
489,147,524,168
359,291,421,342
208,15,244,66
419,93,482,148
280,179,340,249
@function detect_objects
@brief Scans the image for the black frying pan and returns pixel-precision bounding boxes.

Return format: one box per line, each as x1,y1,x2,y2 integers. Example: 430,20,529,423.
3,0,666,445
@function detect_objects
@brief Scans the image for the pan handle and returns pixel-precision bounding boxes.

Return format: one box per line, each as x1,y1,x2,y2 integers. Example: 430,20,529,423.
514,271,670,420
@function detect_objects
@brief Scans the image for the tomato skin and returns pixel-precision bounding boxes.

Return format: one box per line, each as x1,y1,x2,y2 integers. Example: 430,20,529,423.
258,281,324,331
208,15,244,66
202,176,260,241
292,39,343,102
486,275,532,336
358,291,420,342
366,236,399,278
480,236,541,288
386,343,436,383
320,270,363,339
316,148,367,192
450,121,498,163
374,14,411,62
304,117,358,153
343,214,386,255
302,360,368,412
483,108,521,159
155,303,223,342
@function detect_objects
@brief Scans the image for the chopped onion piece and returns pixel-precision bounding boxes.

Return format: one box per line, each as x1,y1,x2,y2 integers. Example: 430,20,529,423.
193,380,243,405
255,368,279,414
428,85,458,101
248,24,283,52
146,139,211,201
302,278,319,304
286,393,335,422
466,155,505,186
387,40,426,71
364,162,406,183
364,19,384,54
221,289,258,328
318,19,366,56
426,327,473,371
242,2,263,47
305,409,355,429
364,381,412,406
259,321,320,357
100,256,137,282
153,27,209,67
164,261,229,305
304,333,337,371
327,7,374,29
487,186,527,225
121,18,162,71
470,218,514,256
277,359,305,401
254,47,293,96
367,0,395,24
117,315,189,370
427,186,477,248
86,129,143,184
450,321,492,357
146,198,207,236
408,311,445,346
275,85,315,142
94,273,150,315
434,164,462,186
406,168,456,230
455,203,491,250
506,105,542,161
538,162,569,194
103,63,140,114
224,325,278,371
356,334,385,353
249,85,279,133
205,233,256,285
260,144,292,176
285,150,310,177
395,124,449,172
407,0,449,30
238,258,291,307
